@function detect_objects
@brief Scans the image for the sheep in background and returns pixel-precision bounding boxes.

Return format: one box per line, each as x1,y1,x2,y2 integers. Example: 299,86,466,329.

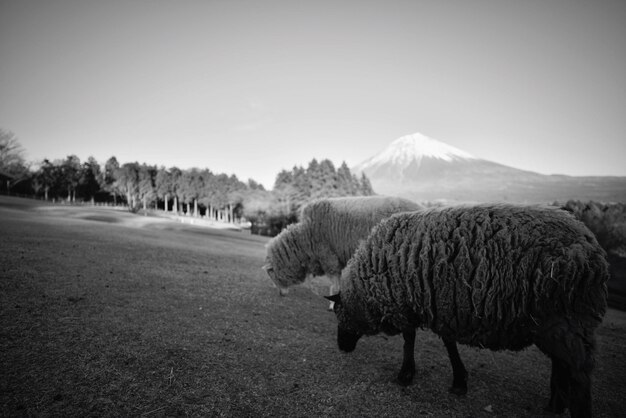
263,196,422,309
327,204,608,418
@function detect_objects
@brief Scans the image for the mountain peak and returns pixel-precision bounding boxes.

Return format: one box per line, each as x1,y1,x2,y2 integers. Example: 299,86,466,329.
355,132,475,172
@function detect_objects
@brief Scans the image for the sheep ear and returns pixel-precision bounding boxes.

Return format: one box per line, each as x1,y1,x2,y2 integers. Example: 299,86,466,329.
324,294,342,303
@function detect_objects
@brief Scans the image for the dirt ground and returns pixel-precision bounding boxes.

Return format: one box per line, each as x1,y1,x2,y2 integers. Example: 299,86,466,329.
1,196,625,417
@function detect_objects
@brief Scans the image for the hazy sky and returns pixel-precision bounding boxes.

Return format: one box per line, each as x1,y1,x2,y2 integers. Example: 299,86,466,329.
1,0,625,189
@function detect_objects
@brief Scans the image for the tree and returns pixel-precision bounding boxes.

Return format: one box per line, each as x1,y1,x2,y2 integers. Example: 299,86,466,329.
315,159,338,198
34,159,57,201
0,129,29,192
212,173,231,221
242,187,273,220
169,167,183,214
199,169,217,220
179,168,203,216
273,169,293,190
224,174,247,222
337,162,357,195
247,179,265,191
155,167,173,212
79,157,102,204
291,165,310,208
197,171,248,222
60,155,82,202
102,157,120,205
0,129,25,174
114,162,140,211
360,173,374,195
137,164,157,212
242,187,275,234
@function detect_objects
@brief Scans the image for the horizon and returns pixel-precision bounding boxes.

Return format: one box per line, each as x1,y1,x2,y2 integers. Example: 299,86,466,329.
1,0,625,189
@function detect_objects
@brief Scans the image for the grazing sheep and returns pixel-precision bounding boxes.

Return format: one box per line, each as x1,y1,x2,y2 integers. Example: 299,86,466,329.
263,196,422,308
327,204,608,418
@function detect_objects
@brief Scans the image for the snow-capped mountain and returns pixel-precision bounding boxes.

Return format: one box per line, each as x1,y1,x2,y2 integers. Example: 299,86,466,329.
353,133,477,182
353,132,626,203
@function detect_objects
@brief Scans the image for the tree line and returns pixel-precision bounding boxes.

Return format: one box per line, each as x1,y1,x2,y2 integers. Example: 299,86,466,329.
1,129,373,235
28,156,257,223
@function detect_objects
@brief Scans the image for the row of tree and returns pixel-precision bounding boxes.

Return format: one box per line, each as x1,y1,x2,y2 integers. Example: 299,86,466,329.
1,129,374,235
29,156,257,222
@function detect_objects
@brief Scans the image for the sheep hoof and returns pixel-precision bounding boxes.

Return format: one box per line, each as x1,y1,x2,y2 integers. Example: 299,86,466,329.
449,372,468,396
396,369,415,386
448,385,467,396
544,402,566,414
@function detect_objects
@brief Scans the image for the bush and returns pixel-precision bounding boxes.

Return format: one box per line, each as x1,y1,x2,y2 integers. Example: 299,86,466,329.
561,200,626,257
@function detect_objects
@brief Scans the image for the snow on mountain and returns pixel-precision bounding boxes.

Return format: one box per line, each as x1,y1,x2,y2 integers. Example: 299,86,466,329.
354,132,475,173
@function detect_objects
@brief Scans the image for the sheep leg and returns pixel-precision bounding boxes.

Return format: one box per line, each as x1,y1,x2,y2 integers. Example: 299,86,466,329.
397,328,416,386
443,337,468,395
543,351,592,418
569,370,592,418
535,317,595,418
546,358,569,414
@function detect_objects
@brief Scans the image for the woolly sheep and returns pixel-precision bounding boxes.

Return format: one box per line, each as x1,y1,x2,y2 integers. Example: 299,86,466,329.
263,196,422,309
327,204,608,418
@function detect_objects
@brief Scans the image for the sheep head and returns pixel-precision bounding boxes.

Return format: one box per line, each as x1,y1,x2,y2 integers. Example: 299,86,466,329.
263,223,311,294
325,293,363,352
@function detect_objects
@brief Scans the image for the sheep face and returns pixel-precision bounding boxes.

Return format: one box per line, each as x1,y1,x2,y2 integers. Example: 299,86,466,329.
336,326,362,352
326,293,363,352
262,264,290,296
264,224,310,293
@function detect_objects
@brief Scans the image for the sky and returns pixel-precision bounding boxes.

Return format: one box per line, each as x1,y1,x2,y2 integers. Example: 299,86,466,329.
1,0,625,190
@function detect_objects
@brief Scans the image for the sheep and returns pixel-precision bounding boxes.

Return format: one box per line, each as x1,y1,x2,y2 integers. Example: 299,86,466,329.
326,204,609,418
263,196,423,309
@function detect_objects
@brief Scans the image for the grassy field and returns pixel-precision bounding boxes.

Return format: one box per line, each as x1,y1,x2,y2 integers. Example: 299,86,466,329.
1,195,625,417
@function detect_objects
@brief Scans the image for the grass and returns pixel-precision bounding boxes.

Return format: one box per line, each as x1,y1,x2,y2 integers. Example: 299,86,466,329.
1,195,625,417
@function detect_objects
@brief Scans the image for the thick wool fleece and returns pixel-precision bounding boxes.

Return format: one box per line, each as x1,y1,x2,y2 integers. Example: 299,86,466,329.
339,204,609,350
265,196,422,289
